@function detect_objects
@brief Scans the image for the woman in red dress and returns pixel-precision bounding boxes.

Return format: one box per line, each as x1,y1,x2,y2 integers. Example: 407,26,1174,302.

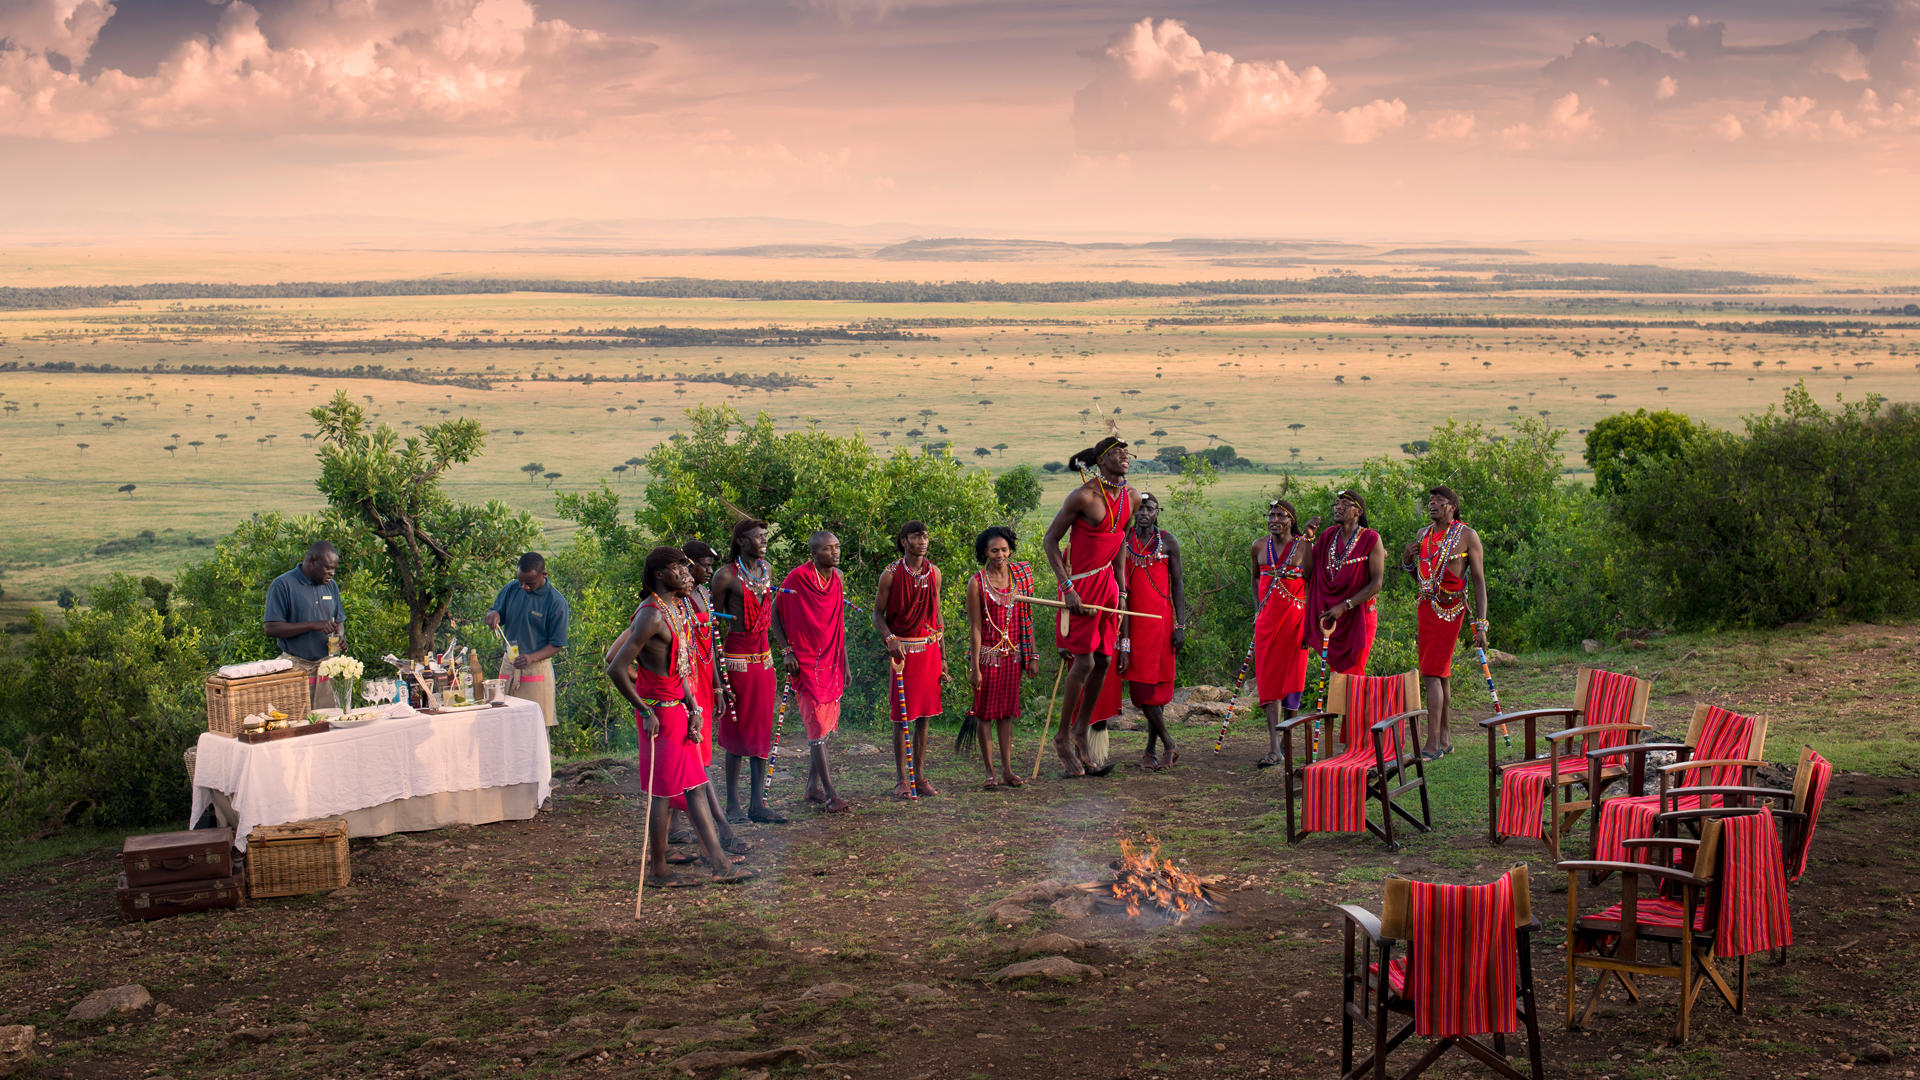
1251,500,1311,767
965,525,1037,789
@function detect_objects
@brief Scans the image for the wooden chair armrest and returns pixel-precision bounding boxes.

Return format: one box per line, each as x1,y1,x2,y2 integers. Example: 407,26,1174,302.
1334,904,1385,943
1547,723,1648,744
1654,806,1765,828
1281,710,1333,734
1590,741,1685,762
1557,861,1707,887
1660,757,1765,776
1661,785,1788,803
1621,836,1701,852
1482,707,1578,728
1370,708,1428,733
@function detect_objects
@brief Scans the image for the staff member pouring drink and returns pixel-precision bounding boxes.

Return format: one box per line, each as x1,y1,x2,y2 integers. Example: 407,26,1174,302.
263,541,346,710
484,552,570,728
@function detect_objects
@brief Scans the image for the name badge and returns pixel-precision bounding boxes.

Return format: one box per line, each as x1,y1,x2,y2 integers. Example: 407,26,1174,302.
321,595,333,601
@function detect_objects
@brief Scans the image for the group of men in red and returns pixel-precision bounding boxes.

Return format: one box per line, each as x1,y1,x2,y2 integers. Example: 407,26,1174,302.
602,433,1492,888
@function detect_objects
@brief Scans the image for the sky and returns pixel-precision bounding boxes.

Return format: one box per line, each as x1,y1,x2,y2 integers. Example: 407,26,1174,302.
1,0,1917,243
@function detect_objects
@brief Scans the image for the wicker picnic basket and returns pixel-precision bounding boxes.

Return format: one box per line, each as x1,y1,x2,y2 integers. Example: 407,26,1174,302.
204,667,311,736
245,819,350,898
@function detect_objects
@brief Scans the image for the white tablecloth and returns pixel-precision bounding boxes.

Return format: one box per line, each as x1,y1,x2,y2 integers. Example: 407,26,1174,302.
190,699,551,850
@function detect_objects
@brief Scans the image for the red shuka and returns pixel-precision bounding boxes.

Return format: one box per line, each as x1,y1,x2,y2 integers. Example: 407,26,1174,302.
1415,522,1469,679
971,563,1034,722
1305,525,1380,675
1406,873,1521,1037
1253,536,1308,705
776,564,846,708
716,573,777,759
1592,705,1761,863
1057,481,1131,655
885,558,943,723
633,604,709,801
1120,531,1176,706
1493,668,1640,839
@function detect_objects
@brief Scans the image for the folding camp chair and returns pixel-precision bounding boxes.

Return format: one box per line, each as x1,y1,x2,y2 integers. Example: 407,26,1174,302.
1485,667,1652,859
1590,704,1768,874
1334,866,1544,1080
1282,671,1431,850
1651,744,1833,964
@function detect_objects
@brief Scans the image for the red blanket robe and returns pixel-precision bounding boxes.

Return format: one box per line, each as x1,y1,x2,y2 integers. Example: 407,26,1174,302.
1058,481,1131,655
1415,522,1469,679
885,558,943,723
776,564,846,709
632,604,708,801
1120,532,1175,707
971,563,1034,722
716,573,777,759
1254,537,1308,705
1305,525,1379,675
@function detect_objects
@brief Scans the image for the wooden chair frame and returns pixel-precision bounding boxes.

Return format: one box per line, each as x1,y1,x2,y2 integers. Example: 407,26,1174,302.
1334,866,1544,1080
1558,819,1749,1044
1587,703,1769,879
1484,667,1653,859
1282,671,1433,850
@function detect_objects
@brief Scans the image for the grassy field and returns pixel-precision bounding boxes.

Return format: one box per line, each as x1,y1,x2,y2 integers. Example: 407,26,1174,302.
2,623,1916,1078
4,242,1918,613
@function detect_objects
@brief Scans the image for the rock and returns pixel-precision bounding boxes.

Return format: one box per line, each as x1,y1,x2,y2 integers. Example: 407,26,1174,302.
1001,880,1067,905
669,1044,812,1076
153,1004,175,1018
990,957,1101,983
979,902,1033,926
1159,703,1192,724
798,982,859,1002
846,743,881,757
67,984,153,1022
622,1021,755,1047
884,983,950,1002
1018,933,1086,958
1107,718,1141,732
564,1045,606,1063
1186,701,1233,719
1864,1044,1894,1064
1486,649,1519,667
1581,639,1601,654
330,887,360,900
0,1026,34,1077
564,1015,599,1029
417,1036,461,1052
1049,892,1097,919
1172,685,1234,705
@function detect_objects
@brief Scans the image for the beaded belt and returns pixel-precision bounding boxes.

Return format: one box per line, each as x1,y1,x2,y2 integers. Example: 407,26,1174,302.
894,634,939,654
979,644,1019,666
722,650,774,671
1067,565,1109,583
636,696,685,709
1421,582,1468,622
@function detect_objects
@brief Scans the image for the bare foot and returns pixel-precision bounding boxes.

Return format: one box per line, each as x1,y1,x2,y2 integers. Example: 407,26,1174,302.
644,873,703,889
824,797,852,813
710,868,756,885
999,772,1025,788
891,781,914,799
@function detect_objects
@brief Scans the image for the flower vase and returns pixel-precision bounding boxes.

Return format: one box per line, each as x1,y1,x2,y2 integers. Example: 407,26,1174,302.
338,679,355,715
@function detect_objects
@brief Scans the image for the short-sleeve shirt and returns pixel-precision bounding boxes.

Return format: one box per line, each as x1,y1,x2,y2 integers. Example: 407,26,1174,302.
264,564,345,661
490,580,570,654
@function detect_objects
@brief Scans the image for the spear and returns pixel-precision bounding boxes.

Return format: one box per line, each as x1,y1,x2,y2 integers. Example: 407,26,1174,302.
1031,660,1067,781
1476,645,1512,748
763,679,793,802
1314,627,1333,758
1212,637,1258,753
634,729,658,917
891,659,917,801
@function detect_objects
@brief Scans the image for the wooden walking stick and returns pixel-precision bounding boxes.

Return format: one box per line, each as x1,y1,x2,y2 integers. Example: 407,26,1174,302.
764,679,793,802
891,659,917,801
1476,645,1512,748
633,727,659,918
1031,659,1067,780
1213,637,1259,753
1014,594,1161,619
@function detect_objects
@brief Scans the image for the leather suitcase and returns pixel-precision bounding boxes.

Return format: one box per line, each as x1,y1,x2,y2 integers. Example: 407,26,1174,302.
116,872,245,921
121,828,236,887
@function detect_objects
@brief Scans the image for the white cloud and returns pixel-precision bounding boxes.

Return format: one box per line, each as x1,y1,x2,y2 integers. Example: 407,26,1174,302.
1071,18,1404,149
0,0,111,63
1712,113,1743,140
0,0,653,141
1423,110,1476,141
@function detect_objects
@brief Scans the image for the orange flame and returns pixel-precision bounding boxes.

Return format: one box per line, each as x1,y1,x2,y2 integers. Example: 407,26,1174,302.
1111,835,1212,923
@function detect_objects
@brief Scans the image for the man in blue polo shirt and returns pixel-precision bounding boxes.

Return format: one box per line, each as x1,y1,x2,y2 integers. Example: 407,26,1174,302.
484,552,570,728
264,541,347,710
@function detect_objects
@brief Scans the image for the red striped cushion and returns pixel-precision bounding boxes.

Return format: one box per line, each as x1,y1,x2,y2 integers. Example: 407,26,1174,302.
1590,896,1706,933
1299,675,1407,834
1408,874,1519,1037
1718,812,1793,957
1493,757,1585,839
1370,958,1407,994
1685,707,1760,789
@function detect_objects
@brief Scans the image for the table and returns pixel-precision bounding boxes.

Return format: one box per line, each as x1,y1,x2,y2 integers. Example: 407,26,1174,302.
190,699,551,851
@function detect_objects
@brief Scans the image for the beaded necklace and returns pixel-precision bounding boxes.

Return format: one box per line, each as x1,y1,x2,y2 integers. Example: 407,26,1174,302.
1126,525,1164,563
735,557,771,595
809,562,834,592
895,556,934,589
978,567,1017,654
1264,535,1302,580
1418,522,1469,619
644,595,696,678
1325,523,1366,576
1090,474,1129,534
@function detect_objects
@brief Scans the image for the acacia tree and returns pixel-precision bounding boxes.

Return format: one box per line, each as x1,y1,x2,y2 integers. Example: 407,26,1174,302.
309,391,539,659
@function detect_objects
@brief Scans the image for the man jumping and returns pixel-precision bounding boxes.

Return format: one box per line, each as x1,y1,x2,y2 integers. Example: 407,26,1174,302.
1042,434,1138,778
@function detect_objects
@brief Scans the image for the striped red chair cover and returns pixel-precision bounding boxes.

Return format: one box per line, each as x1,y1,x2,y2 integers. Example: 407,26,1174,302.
1716,811,1793,957
1789,750,1832,883
1300,674,1410,834
1408,873,1520,1037
1593,706,1762,864
1494,670,1642,839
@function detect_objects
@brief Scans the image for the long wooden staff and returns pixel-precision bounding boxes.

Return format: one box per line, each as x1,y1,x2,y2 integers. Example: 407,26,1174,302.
891,659,917,801
1213,638,1258,753
764,679,793,802
1014,594,1162,619
1476,645,1512,748
633,729,659,918
1031,660,1067,780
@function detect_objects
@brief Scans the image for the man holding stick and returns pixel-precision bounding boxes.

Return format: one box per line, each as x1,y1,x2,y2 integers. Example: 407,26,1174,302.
1041,435,1139,778
606,547,750,888
711,520,789,823
875,521,943,799
775,531,853,813
1400,486,1488,759
1305,489,1386,678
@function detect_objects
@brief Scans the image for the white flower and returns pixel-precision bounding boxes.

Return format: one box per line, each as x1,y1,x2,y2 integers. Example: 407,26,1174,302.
318,655,365,681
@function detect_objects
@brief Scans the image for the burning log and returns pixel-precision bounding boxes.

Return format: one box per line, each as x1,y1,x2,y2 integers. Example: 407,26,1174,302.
1072,837,1227,923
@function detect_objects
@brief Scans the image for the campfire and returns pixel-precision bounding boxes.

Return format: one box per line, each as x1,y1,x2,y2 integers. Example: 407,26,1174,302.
1070,837,1226,923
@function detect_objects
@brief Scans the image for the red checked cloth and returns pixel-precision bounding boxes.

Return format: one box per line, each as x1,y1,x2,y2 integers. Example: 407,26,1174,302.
1299,674,1409,834
1407,873,1520,1037
1594,706,1759,863
1493,668,1642,839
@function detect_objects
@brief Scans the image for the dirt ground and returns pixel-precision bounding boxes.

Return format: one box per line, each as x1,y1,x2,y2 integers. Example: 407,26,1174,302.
5,638,1920,1080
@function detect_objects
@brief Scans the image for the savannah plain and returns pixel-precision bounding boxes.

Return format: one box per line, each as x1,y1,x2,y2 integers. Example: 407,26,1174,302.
3,240,1920,1079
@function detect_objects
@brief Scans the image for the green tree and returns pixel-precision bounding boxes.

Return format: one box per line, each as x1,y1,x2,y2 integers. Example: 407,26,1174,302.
309,392,539,658
1584,408,1703,496
993,464,1043,522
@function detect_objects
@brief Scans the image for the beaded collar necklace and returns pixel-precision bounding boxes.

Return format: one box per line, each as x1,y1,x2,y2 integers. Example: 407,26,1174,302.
1126,526,1164,563
735,557,770,594
895,556,934,589
644,595,696,677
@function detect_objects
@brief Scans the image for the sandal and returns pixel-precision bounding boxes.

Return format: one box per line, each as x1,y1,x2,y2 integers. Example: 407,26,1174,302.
1000,775,1025,788
723,837,752,855
1086,762,1116,778
1255,754,1283,769
710,869,757,885
982,778,1000,791
644,873,703,889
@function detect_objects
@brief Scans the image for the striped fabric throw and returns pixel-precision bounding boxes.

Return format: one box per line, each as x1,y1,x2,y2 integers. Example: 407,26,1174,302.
1299,674,1408,834
1407,873,1520,1037
1790,751,1832,883
1716,812,1794,957
1493,669,1641,839
1593,706,1760,864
